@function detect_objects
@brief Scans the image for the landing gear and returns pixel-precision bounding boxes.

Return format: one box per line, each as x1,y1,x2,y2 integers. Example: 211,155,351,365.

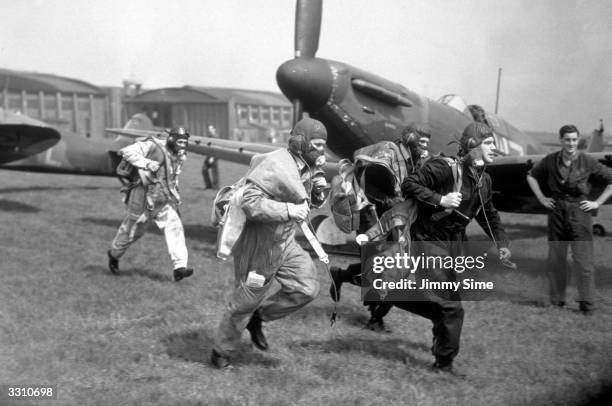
593,223,606,237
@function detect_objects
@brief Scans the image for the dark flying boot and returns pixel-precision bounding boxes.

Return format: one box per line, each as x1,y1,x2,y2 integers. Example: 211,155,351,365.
366,303,393,333
246,310,268,351
329,266,344,302
432,357,466,378
211,349,231,369
578,301,594,315
107,250,119,275
173,267,194,282
366,316,392,333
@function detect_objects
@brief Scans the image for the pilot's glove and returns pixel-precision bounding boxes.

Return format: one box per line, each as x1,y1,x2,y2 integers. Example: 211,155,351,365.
287,201,310,221
498,247,517,269
440,192,462,208
498,247,511,261
146,161,160,172
355,234,369,245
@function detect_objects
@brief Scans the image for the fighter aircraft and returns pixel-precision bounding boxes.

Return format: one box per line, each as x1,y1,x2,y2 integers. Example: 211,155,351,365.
273,0,612,215
108,0,612,220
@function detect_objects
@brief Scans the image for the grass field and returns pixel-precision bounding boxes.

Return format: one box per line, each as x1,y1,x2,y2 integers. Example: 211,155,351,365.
1,158,612,405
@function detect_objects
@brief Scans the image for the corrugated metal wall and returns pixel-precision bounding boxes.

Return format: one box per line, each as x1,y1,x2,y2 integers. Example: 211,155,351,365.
2,89,107,138
171,103,228,138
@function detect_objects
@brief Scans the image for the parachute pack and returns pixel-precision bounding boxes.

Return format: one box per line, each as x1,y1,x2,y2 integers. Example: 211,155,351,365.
329,142,461,235
115,136,166,183
211,178,248,260
329,141,412,234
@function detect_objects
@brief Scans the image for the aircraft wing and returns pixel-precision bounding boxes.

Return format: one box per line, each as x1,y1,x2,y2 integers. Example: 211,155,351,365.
0,123,61,165
106,128,280,165
106,128,340,176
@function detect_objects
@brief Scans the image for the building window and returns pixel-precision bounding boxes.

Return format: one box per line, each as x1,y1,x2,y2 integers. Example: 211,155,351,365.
282,108,291,124
237,104,248,122
249,105,259,123
272,107,280,124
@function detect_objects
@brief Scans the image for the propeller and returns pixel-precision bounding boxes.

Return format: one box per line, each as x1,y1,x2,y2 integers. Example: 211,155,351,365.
294,0,322,59
286,0,323,126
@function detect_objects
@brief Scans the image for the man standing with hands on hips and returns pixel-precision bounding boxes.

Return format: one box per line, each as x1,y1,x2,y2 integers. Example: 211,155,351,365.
527,124,612,314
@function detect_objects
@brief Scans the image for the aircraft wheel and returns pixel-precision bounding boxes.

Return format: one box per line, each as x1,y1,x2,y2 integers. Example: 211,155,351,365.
593,223,606,237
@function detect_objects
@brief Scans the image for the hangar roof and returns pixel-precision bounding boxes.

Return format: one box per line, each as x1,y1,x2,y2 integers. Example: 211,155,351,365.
0,68,104,95
127,86,290,106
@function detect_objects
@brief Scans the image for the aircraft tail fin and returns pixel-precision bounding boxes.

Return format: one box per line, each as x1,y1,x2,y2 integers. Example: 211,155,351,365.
587,119,605,153
123,113,154,131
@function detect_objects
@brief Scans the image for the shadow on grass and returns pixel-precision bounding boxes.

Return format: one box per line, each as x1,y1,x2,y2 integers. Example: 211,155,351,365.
163,329,281,368
508,257,612,287
0,185,115,194
292,337,431,368
83,264,170,283
79,217,218,245
467,223,548,240
0,199,40,212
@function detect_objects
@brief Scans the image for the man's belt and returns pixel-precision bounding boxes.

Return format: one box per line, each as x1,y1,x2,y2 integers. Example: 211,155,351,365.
552,193,585,202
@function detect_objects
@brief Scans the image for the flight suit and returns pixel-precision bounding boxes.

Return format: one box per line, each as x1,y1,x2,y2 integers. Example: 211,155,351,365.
400,157,508,365
109,139,188,270
213,148,322,356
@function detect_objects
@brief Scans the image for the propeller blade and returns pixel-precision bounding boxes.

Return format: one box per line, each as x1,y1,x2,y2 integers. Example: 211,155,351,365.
292,99,303,126
294,0,322,59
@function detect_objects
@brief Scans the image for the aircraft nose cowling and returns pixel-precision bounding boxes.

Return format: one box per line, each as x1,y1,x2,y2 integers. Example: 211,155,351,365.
276,58,333,110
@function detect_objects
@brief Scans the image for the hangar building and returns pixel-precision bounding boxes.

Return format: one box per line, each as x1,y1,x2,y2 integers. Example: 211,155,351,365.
123,86,293,143
0,68,120,139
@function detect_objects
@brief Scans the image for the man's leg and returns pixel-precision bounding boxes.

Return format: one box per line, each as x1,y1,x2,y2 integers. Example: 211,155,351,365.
154,205,192,280
109,186,149,269
329,262,362,301
367,302,393,331
202,160,212,189
430,300,464,366
211,162,219,189
568,206,595,312
547,207,570,305
393,297,464,368
398,240,464,369
109,215,149,262
258,240,320,321
213,275,274,362
329,208,380,301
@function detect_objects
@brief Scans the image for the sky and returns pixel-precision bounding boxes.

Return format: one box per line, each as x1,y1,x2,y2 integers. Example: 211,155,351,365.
1,0,610,132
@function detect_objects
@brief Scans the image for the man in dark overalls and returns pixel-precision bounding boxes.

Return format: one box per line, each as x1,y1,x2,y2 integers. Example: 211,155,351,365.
399,122,511,373
527,124,612,314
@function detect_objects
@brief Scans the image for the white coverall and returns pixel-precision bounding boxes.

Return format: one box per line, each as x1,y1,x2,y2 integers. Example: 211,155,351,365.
109,139,188,270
